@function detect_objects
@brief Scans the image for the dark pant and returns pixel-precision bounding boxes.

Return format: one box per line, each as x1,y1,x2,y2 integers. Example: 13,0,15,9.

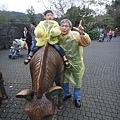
27,43,31,55
53,44,65,57
31,40,39,53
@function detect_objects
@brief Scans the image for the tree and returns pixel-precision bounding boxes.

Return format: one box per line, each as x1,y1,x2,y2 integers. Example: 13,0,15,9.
37,0,112,17
81,0,112,15
37,0,76,18
35,13,44,24
26,6,37,23
106,0,120,29
65,6,95,29
0,11,13,25
103,14,114,30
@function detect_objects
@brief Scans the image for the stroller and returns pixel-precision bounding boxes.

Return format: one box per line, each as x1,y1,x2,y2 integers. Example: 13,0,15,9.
98,33,104,42
9,39,23,59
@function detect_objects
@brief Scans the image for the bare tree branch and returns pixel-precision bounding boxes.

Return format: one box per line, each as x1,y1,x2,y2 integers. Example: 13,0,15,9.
36,0,112,17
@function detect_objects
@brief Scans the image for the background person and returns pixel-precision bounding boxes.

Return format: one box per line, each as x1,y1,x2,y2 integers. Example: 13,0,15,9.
107,29,112,42
101,28,106,42
22,26,32,55
98,33,104,42
24,22,39,65
114,28,118,37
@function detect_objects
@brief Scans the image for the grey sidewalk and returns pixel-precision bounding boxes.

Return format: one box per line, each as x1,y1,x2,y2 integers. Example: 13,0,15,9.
0,36,120,120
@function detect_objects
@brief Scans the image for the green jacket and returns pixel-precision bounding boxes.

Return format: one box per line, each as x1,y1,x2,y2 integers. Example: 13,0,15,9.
59,31,90,88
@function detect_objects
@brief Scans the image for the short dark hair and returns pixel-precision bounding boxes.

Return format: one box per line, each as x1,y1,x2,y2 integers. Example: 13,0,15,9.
44,10,53,16
31,22,36,26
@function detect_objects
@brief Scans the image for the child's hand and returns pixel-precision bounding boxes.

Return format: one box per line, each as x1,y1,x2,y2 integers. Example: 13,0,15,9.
37,32,42,37
50,30,54,35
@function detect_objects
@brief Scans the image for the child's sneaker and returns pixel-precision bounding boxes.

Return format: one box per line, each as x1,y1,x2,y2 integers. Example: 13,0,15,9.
64,60,71,68
23,55,32,65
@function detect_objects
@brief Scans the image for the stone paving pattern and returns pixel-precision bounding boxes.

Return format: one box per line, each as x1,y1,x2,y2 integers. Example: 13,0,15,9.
0,37,120,120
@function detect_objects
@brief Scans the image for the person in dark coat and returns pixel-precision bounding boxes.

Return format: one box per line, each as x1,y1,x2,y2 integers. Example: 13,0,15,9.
22,26,32,55
101,28,106,42
114,28,118,37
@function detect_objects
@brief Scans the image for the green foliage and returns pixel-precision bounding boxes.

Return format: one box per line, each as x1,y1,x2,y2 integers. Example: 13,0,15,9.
65,6,96,30
0,11,13,25
10,11,29,22
36,13,44,24
65,6,82,26
86,30,100,40
102,14,114,30
0,10,44,26
26,6,37,23
65,6,95,29
106,0,120,29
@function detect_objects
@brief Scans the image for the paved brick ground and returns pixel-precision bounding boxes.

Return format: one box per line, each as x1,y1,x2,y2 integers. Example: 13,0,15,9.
0,36,120,120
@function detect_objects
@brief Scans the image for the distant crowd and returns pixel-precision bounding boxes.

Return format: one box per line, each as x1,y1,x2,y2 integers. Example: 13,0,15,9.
98,28,118,42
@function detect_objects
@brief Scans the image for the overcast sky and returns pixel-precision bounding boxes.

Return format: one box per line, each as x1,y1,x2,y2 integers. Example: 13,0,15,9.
0,0,42,13
0,0,112,15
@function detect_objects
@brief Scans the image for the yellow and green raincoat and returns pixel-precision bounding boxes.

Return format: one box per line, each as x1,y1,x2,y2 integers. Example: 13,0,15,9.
34,20,61,47
59,31,91,88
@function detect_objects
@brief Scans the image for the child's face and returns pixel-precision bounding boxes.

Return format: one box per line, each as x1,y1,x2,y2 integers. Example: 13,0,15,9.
44,12,54,20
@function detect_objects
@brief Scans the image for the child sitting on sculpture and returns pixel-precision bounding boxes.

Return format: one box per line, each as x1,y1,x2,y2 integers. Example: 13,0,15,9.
24,10,71,68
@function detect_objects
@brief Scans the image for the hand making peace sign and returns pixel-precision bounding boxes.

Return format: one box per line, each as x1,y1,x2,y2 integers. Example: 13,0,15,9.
73,20,84,34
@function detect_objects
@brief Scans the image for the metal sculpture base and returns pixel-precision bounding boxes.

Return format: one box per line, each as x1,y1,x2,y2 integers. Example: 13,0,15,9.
16,86,63,120
16,43,64,120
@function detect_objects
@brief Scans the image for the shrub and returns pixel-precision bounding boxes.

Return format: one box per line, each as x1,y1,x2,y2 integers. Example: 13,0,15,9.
86,30,100,40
